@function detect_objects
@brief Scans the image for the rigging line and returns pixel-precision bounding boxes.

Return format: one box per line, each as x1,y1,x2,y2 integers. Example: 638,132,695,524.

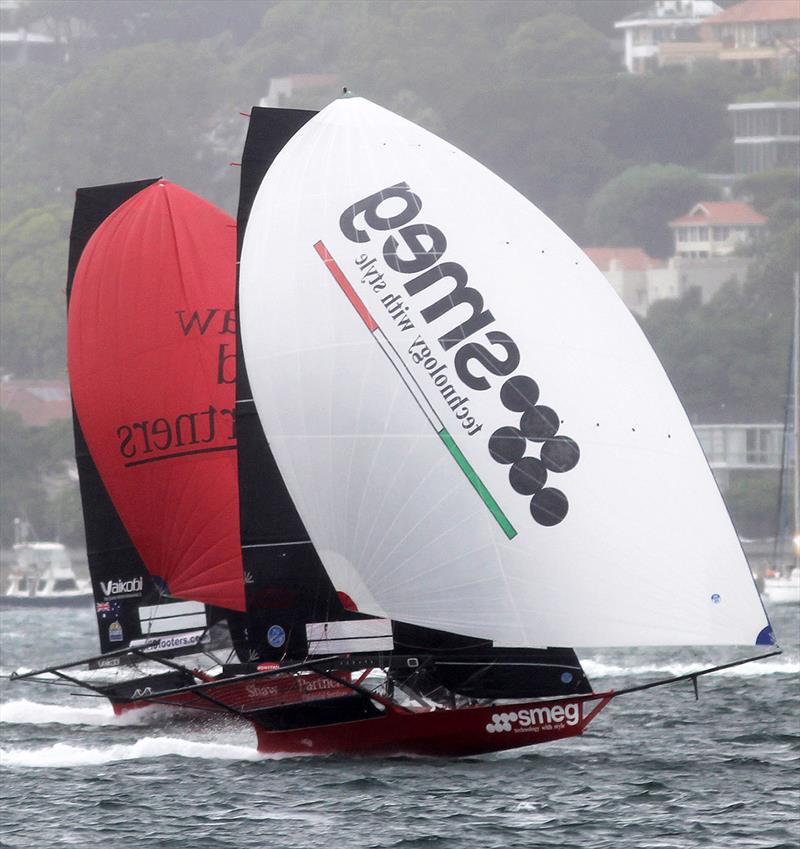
611,650,782,698
315,240,515,539
241,540,312,549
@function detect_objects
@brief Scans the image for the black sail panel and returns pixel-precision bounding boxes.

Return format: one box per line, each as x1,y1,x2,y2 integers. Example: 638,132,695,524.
67,179,163,654
235,108,353,661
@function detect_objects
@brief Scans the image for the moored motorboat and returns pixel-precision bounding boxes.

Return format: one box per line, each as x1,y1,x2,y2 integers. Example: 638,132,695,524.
3,541,91,607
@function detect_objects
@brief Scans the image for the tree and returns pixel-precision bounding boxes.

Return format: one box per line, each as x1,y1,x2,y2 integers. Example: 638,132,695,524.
0,204,72,376
452,79,618,239
4,40,239,214
505,12,616,81
641,275,791,424
585,164,717,257
734,169,800,215
724,474,780,539
17,1,270,50
602,65,750,171
0,411,82,545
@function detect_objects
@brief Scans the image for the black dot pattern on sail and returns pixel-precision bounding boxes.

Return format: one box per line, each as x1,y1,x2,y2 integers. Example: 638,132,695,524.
500,375,539,412
488,426,527,464
530,487,569,526
541,435,580,473
509,456,548,495
520,405,560,441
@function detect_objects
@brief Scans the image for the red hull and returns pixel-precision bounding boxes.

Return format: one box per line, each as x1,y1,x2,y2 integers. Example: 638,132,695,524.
251,693,613,757
110,670,352,716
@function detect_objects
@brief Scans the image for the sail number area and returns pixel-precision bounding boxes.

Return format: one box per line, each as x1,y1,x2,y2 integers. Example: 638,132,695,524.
314,240,517,540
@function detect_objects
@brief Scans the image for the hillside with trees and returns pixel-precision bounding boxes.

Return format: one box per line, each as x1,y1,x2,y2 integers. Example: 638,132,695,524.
0,0,797,542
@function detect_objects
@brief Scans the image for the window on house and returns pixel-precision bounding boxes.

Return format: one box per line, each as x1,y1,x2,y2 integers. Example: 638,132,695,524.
745,428,773,464
698,227,708,240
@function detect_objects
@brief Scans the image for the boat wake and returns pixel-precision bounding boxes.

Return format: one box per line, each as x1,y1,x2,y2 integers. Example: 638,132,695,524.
0,735,264,768
0,699,180,727
583,657,798,679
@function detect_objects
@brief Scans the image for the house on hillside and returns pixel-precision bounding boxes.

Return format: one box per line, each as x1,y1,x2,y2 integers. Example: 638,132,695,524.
0,0,67,64
582,247,665,315
614,0,723,74
728,100,800,174
694,422,783,493
701,0,800,78
616,0,800,77
584,201,765,314
669,201,767,257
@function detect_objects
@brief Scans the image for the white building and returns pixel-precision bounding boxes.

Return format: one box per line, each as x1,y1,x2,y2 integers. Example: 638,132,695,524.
701,0,800,78
669,201,767,258
729,101,800,175
0,0,67,64
584,200,765,314
694,423,783,491
583,247,664,315
615,0,722,74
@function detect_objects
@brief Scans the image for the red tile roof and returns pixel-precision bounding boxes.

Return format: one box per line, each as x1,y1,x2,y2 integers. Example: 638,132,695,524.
669,202,768,227
0,379,71,427
705,0,800,24
583,247,664,272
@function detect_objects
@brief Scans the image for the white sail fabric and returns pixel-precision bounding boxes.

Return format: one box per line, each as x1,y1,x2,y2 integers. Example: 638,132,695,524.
239,96,771,648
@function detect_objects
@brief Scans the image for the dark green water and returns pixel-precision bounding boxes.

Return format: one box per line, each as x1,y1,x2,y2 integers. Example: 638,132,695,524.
1,605,797,849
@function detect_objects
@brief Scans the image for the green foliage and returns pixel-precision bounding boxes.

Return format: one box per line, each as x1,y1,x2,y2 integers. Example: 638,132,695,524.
0,204,72,376
505,12,616,80
735,73,800,103
641,245,793,424
17,0,270,49
585,164,717,258
602,66,747,171
454,79,618,237
724,473,780,539
2,0,796,540
4,40,238,215
0,410,81,545
734,169,800,215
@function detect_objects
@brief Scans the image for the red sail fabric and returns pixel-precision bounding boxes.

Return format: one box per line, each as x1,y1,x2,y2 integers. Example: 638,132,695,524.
68,181,245,611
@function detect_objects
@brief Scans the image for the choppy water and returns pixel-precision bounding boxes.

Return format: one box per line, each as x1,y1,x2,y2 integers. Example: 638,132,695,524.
1,604,798,849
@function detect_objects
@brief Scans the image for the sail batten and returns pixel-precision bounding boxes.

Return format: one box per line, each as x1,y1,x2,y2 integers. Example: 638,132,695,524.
240,97,771,648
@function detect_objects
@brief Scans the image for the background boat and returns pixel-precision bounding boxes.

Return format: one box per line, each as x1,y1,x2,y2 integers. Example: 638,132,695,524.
765,272,800,605
2,539,91,607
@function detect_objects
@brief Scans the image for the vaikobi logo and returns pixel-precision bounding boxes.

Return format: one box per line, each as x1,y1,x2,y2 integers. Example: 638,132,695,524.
485,702,581,734
338,182,580,529
100,576,143,598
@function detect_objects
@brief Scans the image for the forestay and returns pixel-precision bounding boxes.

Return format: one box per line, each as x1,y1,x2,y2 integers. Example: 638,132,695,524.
239,96,771,648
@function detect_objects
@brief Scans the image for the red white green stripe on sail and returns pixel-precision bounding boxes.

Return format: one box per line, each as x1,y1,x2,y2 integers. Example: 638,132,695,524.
314,240,516,540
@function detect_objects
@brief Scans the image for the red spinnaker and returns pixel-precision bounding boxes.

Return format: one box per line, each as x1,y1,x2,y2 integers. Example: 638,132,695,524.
68,180,245,611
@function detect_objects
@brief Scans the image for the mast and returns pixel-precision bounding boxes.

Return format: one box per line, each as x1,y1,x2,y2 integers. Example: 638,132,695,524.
793,270,799,570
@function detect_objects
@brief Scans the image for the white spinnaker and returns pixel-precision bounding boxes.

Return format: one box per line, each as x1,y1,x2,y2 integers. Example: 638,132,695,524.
239,96,771,648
